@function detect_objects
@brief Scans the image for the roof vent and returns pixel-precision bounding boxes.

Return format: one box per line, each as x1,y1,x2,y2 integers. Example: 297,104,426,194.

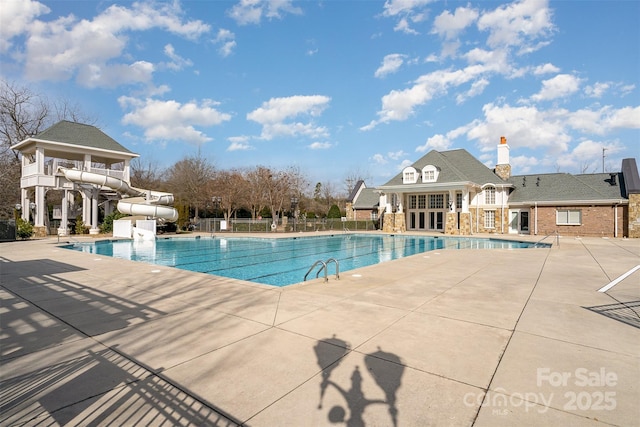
536,177,540,187
522,176,526,187
608,173,617,186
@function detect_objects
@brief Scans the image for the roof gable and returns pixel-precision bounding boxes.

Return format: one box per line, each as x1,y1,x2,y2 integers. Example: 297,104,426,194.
352,188,379,209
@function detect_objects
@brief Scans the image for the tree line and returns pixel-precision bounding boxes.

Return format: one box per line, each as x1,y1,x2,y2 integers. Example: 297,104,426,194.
0,80,363,223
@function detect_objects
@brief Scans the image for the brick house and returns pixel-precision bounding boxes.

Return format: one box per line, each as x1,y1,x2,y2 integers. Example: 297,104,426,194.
368,137,640,237
345,180,380,222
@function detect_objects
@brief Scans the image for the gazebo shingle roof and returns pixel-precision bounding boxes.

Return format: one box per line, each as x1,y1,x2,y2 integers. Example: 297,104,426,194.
34,120,135,154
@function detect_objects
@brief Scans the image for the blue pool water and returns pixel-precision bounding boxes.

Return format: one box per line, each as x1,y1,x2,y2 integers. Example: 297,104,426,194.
62,234,547,287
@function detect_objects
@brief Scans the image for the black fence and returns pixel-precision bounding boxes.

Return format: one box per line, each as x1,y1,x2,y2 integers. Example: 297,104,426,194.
193,218,379,233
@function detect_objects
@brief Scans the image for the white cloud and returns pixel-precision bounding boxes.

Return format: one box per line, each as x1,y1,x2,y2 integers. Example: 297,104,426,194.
431,6,478,40
443,103,639,167
119,97,232,145
456,77,490,104
602,106,640,129
20,2,209,87
227,136,254,151
371,153,387,165
510,155,538,173
214,29,236,57
416,134,451,152
228,0,302,25
374,54,407,78
76,61,155,88
309,142,332,150
382,0,433,35
533,63,560,75
477,0,555,53
584,82,610,98
531,74,583,102
362,65,491,129
247,95,331,140
0,0,49,53
387,150,407,160
163,44,193,71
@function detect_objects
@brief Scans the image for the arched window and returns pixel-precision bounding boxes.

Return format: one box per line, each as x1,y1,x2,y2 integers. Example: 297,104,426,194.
422,165,439,182
484,186,496,204
402,167,418,184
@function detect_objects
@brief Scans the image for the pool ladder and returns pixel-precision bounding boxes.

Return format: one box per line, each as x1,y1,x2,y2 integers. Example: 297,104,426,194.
304,258,340,283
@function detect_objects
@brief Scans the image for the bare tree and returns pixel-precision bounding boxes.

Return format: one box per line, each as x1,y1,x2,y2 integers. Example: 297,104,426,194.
343,168,370,197
130,157,165,190
0,80,49,161
210,168,247,221
166,152,215,219
245,166,271,219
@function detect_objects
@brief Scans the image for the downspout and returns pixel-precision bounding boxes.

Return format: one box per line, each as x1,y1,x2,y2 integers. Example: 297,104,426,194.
614,204,618,238
501,188,505,234
534,202,538,235
476,192,479,233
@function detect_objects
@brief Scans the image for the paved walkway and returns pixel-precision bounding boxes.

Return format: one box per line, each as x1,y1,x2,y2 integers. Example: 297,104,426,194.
0,233,638,426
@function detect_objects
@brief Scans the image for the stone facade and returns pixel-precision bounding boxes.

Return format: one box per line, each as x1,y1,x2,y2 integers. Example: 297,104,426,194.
629,194,640,238
445,212,471,235
494,164,511,181
469,208,509,234
382,212,406,233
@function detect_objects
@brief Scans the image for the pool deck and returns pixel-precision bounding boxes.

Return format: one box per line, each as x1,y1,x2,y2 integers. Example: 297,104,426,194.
1,232,638,426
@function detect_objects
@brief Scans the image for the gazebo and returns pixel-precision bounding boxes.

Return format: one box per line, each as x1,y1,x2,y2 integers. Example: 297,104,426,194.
10,121,138,236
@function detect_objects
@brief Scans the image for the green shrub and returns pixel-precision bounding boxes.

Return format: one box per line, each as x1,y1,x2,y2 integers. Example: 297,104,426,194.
100,211,127,233
16,217,34,240
327,204,342,219
75,215,89,234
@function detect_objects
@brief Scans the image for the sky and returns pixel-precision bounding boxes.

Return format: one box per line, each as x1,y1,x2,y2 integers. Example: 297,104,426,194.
1,0,639,190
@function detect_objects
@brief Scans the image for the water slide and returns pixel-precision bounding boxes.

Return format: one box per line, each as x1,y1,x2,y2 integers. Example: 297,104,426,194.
58,167,179,221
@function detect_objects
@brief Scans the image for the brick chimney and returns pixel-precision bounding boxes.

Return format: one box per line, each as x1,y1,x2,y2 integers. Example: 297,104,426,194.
495,136,511,180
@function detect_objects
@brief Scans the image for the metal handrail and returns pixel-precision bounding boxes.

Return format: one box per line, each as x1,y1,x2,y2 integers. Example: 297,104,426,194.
304,258,341,282
325,258,340,280
533,231,559,247
304,260,328,282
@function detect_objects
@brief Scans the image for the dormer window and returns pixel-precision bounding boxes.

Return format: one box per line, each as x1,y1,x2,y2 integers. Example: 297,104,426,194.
422,165,439,182
402,167,418,184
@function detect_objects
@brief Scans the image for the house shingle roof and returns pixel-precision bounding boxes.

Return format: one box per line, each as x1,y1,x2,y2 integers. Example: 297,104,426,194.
352,188,379,209
508,172,626,204
34,121,135,154
380,149,503,187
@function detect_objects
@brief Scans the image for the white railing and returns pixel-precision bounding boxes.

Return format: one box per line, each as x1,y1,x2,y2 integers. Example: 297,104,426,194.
22,162,38,177
90,167,125,179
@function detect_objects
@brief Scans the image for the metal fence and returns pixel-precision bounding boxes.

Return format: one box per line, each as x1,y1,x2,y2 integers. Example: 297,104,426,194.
193,218,379,233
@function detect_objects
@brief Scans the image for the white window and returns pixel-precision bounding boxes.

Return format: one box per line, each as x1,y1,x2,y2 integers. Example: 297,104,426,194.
429,194,444,209
456,193,462,209
484,186,496,204
418,195,426,209
403,167,418,184
422,165,439,182
557,209,581,225
408,195,417,209
484,210,495,229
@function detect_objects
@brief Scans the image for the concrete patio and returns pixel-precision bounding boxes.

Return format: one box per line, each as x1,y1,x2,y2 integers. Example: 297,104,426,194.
1,233,638,426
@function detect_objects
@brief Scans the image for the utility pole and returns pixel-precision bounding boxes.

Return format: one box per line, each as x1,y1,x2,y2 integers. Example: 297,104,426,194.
602,147,607,173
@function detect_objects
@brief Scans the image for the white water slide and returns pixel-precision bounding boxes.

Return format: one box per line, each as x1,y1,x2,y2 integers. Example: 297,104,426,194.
59,168,179,221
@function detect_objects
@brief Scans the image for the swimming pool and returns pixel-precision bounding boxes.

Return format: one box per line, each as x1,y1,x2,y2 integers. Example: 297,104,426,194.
62,234,547,287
